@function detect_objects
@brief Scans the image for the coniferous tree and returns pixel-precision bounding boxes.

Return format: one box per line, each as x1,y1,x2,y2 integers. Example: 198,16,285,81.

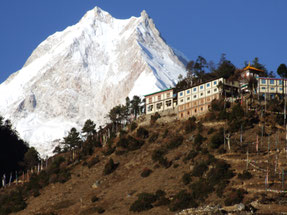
277,64,287,78
63,127,82,150
24,147,40,169
108,105,126,124
82,119,96,136
131,96,141,119
0,116,29,184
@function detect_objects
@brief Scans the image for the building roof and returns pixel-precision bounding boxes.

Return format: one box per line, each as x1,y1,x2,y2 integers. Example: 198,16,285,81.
258,77,287,81
176,76,226,93
144,88,173,97
243,63,264,73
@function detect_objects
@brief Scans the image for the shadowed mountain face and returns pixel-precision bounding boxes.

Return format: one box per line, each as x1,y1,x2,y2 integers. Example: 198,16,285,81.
0,7,187,157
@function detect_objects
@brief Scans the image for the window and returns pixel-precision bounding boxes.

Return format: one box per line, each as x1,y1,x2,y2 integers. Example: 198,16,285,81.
180,99,184,103
280,88,283,91
193,95,197,99
207,90,211,94
214,88,217,92
193,88,197,92
194,109,197,113
279,80,283,85
261,79,266,84
167,92,170,98
200,86,203,90
271,87,275,90
158,95,161,100
214,81,217,85
270,80,275,84
180,92,183,96
181,113,183,118
166,100,172,107
187,96,190,101
148,105,153,112
156,102,162,110
187,90,190,94
148,98,152,103
207,83,210,87
201,107,203,111
187,111,190,115
200,93,203,96
261,87,266,90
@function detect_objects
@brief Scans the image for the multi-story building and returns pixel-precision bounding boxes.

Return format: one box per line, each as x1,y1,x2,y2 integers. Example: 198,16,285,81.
144,88,174,115
177,77,240,119
257,77,287,99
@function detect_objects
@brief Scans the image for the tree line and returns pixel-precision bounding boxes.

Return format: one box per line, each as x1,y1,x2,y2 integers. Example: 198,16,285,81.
176,54,287,92
0,116,40,187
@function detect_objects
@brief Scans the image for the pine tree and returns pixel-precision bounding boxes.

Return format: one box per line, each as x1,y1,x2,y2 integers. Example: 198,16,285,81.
63,128,82,150
277,64,287,78
82,119,96,136
24,147,40,169
131,96,141,119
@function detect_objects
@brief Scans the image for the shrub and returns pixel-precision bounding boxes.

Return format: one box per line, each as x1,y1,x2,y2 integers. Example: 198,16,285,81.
211,99,225,112
194,133,204,146
151,149,166,162
182,173,192,185
137,127,149,139
141,168,152,177
148,133,159,143
117,135,144,151
56,169,71,183
0,190,27,214
129,193,157,212
228,104,245,132
210,128,224,149
238,170,252,180
91,195,99,203
189,179,214,202
151,112,161,124
88,156,100,168
215,180,229,198
224,189,246,206
103,159,118,175
207,160,234,187
169,190,198,212
151,148,171,168
192,162,208,177
102,145,115,156
130,122,138,131
95,207,105,214
183,150,198,163
81,142,94,156
207,128,215,134
154,190,170,206
166,135,184,150
115,150,127,156
197,121,204,132
185,117,197,133
163,129,169,138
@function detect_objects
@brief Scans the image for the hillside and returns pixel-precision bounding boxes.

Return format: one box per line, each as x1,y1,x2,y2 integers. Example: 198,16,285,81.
1,101,287,215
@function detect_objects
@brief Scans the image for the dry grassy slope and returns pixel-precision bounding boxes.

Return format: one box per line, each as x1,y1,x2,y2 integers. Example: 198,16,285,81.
13,113,287,215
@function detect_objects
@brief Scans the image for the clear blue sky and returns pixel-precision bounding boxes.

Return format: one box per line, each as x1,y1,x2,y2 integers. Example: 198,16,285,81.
0,0,286,83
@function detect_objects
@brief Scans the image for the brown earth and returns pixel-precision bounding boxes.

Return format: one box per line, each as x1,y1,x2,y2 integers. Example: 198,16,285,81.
9,113,287,215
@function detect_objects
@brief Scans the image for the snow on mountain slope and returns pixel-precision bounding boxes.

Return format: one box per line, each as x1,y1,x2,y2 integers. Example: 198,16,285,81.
0,7,187,157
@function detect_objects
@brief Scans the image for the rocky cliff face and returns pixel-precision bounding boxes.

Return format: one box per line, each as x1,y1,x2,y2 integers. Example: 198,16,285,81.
0,7,187,157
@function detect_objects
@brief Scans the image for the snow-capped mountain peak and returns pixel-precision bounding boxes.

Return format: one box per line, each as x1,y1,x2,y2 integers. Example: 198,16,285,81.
0,6,187,157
